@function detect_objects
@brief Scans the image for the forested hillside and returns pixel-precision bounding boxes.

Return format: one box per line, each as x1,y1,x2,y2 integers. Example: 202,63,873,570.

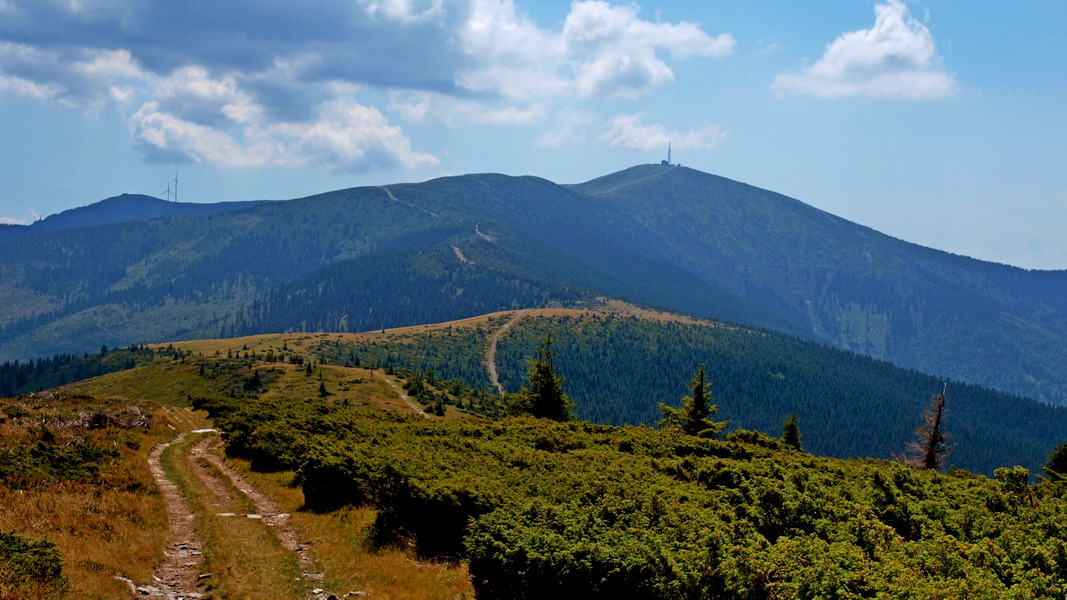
273,310,1067,476
573,165,1067,404
3,164,1067,409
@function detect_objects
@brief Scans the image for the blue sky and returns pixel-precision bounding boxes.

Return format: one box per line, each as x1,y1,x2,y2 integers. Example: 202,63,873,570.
0,0,1064,269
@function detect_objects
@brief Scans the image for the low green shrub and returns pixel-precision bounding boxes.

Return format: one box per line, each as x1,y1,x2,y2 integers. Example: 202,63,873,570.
0,530,63,588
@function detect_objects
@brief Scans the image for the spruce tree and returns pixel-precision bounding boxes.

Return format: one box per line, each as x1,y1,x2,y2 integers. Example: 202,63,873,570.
658,365,727,438
507,333,574,421
1045,442,1067,481
244,369,261,391
782,412,802,451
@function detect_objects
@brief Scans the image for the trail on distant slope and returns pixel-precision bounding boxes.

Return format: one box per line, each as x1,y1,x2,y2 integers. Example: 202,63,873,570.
451,245,474,264
486,311,528,396
474,223,496,243
588,165,676,195
379,186,440,218
376,370,430,418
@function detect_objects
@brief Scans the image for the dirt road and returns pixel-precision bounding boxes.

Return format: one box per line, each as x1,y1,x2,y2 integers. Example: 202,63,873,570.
485,311,528,396
129,429,336,599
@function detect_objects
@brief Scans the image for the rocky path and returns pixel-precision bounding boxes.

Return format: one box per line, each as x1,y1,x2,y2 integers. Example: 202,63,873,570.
486,310,527,396
121,431,205,599
128,429,344,600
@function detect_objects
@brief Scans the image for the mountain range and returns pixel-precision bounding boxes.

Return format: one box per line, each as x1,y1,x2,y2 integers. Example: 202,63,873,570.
0,193,264,243
2,164,1066,407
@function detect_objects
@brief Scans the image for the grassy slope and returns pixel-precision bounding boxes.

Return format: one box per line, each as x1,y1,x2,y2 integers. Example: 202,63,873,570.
1,350,473,599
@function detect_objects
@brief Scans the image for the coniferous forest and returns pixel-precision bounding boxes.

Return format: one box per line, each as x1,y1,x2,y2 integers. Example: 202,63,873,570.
311,313,1067,475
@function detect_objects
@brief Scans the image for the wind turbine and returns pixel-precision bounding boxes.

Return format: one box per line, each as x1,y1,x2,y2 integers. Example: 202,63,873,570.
161,181,173,201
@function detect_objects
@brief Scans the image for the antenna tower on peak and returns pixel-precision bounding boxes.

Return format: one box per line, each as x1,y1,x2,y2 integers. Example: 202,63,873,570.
660,140,672,166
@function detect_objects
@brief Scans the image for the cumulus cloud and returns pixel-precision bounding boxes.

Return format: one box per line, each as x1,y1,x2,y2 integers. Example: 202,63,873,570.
0,0,732,171
454,0,734,100
359,0,446,22
772,0,956,99
562,1,734,98
132,92,438,172
598,113,725,151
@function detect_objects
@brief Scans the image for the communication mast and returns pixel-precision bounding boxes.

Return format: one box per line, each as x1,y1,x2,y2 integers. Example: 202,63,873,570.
660,140,672,166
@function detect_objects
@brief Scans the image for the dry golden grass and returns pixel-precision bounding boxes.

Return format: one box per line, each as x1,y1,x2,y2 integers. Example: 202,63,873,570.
254,363,422,415
1,349,472,599
234,463,474,600
146,298,729,362
0,425,172,600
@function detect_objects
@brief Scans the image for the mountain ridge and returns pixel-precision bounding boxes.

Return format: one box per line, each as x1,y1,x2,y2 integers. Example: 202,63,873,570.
0,193,267,243
2,164,1066,406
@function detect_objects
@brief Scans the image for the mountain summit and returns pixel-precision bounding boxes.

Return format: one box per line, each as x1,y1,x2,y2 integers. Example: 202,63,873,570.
0,193,264,243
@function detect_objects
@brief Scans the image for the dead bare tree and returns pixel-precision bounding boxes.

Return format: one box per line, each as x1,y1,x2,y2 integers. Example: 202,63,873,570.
904,383,952,470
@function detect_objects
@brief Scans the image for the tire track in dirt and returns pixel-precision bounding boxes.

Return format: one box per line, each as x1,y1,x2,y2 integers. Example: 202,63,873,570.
128,429,339,600
192,436,329,597
486,311,528,396
121,431,205,599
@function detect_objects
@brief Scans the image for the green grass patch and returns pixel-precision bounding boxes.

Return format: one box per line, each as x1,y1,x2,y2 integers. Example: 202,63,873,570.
161,433,306,599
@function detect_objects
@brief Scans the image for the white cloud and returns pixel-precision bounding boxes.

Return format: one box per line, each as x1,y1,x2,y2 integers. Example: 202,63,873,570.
0,0,732,171
263,98,439,172
598,113,725,151
0,208,41,225
389,90,545,127
562,1,734,98
0,43,150,111
772,0,956,99
359,0,445,22
0,71,61,99
456,0,734,100
456,0,568,100
0,41,436,172
132,96,438,172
